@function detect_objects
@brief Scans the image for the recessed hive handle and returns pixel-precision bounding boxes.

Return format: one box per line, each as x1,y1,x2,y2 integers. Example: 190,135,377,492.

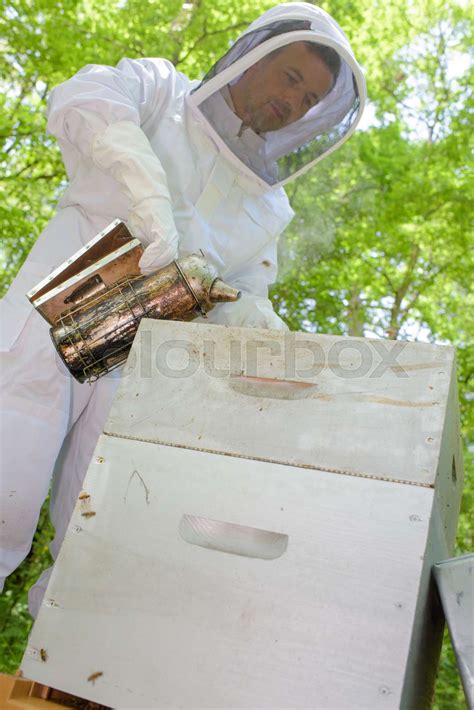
228,374,317,400
179,514,288,560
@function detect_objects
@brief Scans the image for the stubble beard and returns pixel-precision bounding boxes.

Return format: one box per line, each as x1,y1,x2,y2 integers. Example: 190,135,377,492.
242,97,288,134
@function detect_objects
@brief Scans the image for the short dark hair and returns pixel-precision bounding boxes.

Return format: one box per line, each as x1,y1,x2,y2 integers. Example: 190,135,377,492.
262,20,341,90
199,19,344,93
304,42,341,88
264,40,341,94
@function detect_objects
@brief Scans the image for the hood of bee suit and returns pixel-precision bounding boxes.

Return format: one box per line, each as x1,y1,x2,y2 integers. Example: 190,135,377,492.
188,2,366,190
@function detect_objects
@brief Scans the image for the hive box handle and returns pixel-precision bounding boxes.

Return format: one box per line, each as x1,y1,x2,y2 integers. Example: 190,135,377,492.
179,514,288,560
228,374,317,400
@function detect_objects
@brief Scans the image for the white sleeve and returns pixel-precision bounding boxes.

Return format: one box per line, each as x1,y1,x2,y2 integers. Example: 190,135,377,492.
47,59,181,270
47,58,175,155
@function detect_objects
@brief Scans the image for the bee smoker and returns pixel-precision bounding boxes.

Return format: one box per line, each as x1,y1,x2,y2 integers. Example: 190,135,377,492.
27,221,240,383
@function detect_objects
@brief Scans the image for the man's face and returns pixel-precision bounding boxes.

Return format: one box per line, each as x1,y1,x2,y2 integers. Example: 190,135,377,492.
229,41,334,133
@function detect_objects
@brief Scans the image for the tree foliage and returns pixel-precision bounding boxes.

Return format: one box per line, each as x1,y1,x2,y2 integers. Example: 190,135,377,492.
1,0,472,706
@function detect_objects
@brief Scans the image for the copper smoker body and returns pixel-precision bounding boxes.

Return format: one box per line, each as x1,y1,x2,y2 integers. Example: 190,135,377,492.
51,254,240,383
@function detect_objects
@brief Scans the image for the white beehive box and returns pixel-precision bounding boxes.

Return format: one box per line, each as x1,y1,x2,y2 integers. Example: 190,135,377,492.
21,320,464,708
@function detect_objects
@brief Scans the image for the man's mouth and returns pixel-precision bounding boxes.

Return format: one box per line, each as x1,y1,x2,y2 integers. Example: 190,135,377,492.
270,101,287,122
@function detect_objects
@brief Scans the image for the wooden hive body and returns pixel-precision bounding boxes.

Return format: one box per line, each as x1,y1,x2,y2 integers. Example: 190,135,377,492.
21,321,464,708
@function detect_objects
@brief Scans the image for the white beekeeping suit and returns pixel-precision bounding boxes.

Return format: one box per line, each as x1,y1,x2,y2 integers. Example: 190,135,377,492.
0,2,366,613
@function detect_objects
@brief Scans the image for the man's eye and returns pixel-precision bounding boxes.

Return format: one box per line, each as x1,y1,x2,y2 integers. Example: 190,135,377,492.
286,72,298,85
305,95,319,109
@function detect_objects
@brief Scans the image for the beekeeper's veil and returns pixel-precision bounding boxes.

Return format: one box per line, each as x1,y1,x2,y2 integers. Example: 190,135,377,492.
188,2,366,188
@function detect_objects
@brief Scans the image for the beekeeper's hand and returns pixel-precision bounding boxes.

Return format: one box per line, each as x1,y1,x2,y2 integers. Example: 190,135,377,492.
91,120,179,273
206,291,289,331
127,197,179,274
238,296,289,331
243,304,289,331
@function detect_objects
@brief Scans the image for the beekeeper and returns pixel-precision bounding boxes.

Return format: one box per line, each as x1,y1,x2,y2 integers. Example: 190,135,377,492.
0,2,366,612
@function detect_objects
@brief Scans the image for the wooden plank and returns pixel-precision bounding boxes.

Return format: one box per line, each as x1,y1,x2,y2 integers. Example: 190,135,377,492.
0,673,68,709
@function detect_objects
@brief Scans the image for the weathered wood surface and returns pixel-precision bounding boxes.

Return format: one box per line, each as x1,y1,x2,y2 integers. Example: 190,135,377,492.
107,320,460,491
23,437,441,708
21,322,464,708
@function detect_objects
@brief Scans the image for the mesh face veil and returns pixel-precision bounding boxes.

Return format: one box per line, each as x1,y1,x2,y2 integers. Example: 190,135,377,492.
188,4,366,189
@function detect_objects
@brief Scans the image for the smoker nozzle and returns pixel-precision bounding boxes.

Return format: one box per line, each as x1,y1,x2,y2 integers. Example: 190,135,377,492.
209,279,241,304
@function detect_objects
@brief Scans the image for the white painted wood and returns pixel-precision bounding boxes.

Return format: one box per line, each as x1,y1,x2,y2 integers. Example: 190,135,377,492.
106,320,457,487
434,554,474,707
21,323,463,708
23,437,438,709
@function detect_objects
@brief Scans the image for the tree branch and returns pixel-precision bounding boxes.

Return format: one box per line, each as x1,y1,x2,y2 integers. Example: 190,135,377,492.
386,242,420,338
175,21,249,67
